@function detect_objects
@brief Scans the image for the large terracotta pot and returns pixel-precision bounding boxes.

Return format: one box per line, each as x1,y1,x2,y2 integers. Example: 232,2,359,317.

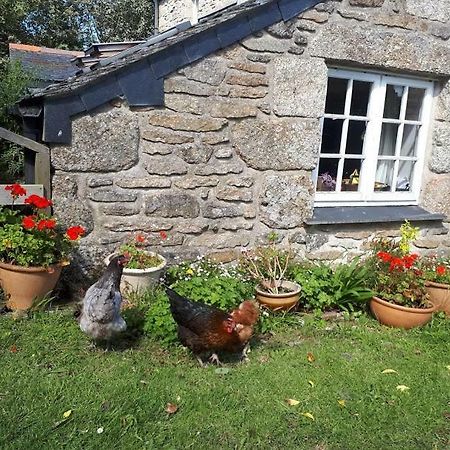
425,281,450,316
370,296,435,329
0,261,62,310
255,280,301,311
105,252,166,294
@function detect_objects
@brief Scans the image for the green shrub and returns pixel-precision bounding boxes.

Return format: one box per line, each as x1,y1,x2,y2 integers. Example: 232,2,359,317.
129,258,255,345
289,258,373,312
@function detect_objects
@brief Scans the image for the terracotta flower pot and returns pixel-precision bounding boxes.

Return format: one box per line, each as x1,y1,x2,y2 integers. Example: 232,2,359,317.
370,296,435,329
105,252,166,293
255,280,301,311
0,261,62,311
425,281,450,316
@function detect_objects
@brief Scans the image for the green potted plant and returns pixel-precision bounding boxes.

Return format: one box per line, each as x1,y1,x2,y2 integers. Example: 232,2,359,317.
419,256,450,316
367,221,435,329
239,233,300,311
0,184,85,310
105,232,167,293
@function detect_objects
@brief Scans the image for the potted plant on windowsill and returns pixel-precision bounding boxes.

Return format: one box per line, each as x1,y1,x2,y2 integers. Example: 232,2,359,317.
0,184,85,310
239,233,300,311
366,221,435,329
419,256,450,316
105,232,167,293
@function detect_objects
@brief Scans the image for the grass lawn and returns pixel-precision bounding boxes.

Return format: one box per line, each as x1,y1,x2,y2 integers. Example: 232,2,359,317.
0,310,449,450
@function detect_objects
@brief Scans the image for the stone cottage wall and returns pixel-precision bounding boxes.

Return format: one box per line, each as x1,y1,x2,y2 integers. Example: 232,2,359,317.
51,0,450,279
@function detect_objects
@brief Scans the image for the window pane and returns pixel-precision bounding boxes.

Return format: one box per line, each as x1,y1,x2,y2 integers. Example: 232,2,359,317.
378,123,399,156
383,84,404,119
396,160,415,192
350,81,371,116
345,120,366,155
401,124,420,157
375,160,394,191
341,159,362,192
316,159,338,192
321,118,343,154
405,88,425,121
325,78,347,114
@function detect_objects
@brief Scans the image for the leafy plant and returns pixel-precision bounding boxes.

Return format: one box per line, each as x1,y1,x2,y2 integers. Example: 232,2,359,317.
118,232,166,270
365,221,430,308
239,233,293,294
418,255,450,285
0,184,85,267
289,259,373,312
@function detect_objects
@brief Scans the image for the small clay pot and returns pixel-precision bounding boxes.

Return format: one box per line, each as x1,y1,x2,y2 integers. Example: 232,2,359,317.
255,280,301,312
425,281,450,316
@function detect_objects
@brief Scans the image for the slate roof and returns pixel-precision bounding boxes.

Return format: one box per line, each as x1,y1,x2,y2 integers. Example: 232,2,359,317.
19,0,324,143
9,44,82,85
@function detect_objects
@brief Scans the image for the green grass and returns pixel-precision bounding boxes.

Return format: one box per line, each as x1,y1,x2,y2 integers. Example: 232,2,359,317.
0,310,449,450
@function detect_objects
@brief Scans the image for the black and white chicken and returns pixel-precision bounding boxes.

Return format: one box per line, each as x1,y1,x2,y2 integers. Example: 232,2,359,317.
79,254,128,343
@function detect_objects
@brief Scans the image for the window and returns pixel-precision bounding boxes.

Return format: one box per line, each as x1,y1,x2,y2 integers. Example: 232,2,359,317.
314,69,434,207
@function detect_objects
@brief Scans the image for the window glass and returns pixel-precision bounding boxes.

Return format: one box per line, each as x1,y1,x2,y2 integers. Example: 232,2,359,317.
345,120,366,155
400,125,419,157
378,123,399,156
325,78,347,114
350,81,371,116
383,84,404,119
396,161,414,192
316,159,338,192
342,160,361,191
405,88,425,121
375,160,395,191
321,118,343,154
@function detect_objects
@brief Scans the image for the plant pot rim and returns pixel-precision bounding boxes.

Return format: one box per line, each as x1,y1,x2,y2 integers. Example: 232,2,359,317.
105,252,167,274
424,280,450,289
0,260,63,273
255,280,301,298
371,296,436,313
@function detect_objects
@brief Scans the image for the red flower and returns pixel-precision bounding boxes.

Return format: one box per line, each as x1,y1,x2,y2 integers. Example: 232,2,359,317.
135,234,145,243
436,265,446,276
402,253,419,269
377,251,392,263
66,225,85,241
36,219,56,231
22,215,36,230
5,183,27,198
159,231,168,240
389,257,404,272
24,194,53,209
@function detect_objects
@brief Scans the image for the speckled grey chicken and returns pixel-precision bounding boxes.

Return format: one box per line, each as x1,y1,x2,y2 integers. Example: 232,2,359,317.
79,255,128,342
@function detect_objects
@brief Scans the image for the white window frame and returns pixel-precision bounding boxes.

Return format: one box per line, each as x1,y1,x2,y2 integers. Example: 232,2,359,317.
314,69,434,207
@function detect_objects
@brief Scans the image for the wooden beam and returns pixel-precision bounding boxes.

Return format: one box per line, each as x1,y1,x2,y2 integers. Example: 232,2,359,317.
0,126,49,155
35,151,51,198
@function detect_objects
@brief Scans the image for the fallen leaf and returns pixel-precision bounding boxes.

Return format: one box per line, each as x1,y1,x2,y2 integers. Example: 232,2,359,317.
140,380,148,385
301,412,315,421
176,395,181,402
396,385,410,392
165,403,178,415
307,352,315,363
338,400,346,408
446,365,450,371
10,345,17,353
382,369,398,374
308,380,315,388
97,427,104,434
258,355,269,363
215,367,230,375
285,398,300,406
63,410,72,418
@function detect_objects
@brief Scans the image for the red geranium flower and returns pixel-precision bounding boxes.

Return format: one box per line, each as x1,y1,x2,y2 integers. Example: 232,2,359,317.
24,194,53,209
377,251,391,263
36,219,56,231
159,231,168,240
135,234,145,243
66,225,85,241
5,183,27,198
436,265,446,276
22,215,36,230
389,257,404,272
